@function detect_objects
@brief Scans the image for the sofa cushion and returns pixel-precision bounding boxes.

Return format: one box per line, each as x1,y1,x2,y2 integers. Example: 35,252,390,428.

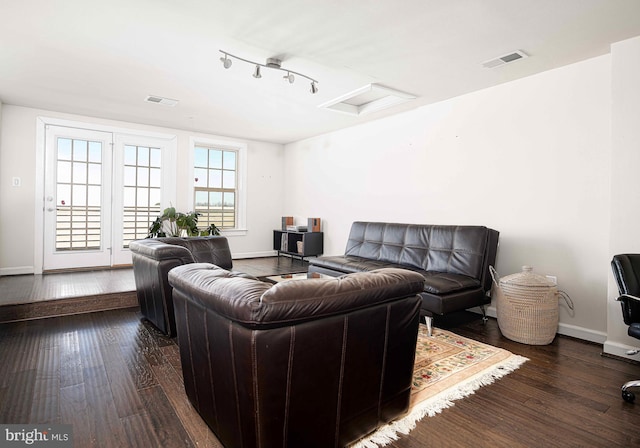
422,271,480,294
311,255,479,295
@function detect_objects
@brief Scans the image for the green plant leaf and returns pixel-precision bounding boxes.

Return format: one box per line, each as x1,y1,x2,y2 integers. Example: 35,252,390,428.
148,208,221,238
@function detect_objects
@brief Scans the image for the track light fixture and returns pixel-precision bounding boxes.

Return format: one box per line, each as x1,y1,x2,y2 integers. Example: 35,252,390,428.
220,53,232,69
219,50,319,94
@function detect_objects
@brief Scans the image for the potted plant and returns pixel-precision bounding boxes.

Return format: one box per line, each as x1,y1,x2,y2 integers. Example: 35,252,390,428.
147,206,220,238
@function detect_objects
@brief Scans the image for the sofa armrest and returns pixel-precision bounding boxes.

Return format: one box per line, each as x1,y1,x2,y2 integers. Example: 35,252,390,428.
168,264,425,328
130,238,195,264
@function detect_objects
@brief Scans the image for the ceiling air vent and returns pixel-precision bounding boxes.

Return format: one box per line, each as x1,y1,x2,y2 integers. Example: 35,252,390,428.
482,50,528,69
145,95,179,106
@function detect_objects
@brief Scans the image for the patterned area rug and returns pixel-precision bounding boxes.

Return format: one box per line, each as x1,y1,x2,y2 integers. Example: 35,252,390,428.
351,325,528,448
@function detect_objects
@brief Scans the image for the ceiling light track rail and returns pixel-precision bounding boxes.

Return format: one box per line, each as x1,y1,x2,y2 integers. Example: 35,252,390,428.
219,50,318,94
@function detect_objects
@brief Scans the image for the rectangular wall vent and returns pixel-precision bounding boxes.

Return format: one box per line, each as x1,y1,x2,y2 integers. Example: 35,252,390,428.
482,50,528,69
145,95,179,106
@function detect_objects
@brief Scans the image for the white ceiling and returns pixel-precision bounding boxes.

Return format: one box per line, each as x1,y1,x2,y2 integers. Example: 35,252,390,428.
1,0,640,144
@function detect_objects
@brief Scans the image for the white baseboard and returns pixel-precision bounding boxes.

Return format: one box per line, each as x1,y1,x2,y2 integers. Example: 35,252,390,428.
232,250,278,259
557,322,607,344
472,305,607,344
603,340,640,361
0,266,35,276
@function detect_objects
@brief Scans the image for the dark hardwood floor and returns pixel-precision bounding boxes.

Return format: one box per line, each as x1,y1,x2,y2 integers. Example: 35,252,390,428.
0,257,639,447
0,257,308,324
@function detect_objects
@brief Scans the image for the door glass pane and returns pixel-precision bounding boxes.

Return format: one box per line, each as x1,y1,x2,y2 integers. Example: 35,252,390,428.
150,148,161,167
122,144,161,247
73,140,87,161
72,162,87,184
149,188,161,208
56,139,101,251
138,147,149,166
57,161,71,183
149,168,161,187
88,186,101,207
124,145,137,165
73,185,87,206
88,142,101,162
88,163,101,184
123,166,136,186
123,187,136,207
57,138,72,160
137,167,149,185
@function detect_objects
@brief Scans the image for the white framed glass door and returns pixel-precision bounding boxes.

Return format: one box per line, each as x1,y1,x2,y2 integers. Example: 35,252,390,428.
43,126,113,270
42,124,176,271
111,134,175,266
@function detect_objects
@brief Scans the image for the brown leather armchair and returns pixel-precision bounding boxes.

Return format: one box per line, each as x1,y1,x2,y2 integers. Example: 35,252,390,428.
168,264,425,448
129,236,233,336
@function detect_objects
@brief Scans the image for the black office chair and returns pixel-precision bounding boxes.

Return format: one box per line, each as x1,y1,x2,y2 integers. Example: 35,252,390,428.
611,254,640,403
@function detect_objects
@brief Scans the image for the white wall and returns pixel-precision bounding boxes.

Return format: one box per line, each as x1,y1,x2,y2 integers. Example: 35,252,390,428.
605,36,640,359
3,44,637,350
284,55,611,342
0,105,285,274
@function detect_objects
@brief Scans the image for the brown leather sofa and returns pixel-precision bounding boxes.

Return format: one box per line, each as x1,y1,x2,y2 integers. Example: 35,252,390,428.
309,222,499,334
168,264,425,448
129,236,235,336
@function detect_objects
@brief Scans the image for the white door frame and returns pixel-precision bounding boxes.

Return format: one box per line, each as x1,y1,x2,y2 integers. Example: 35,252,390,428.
34,116,177,274
43,125,114,270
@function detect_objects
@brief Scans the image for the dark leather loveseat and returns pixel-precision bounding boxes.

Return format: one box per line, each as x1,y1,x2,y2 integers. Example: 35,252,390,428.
168,263,425,448
309,222,499,334
129,236,235,336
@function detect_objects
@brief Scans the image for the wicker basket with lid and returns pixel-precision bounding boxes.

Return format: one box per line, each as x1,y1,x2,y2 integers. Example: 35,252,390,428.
490,266,573,345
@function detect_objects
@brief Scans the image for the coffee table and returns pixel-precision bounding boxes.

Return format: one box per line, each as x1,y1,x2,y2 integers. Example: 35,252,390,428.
264,272,334,283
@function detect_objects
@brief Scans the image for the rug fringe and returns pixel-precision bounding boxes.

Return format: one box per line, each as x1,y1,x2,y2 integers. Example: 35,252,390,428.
349,353,529,448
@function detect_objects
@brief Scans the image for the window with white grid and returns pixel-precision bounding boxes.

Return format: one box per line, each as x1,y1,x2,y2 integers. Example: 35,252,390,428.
193,146,237,229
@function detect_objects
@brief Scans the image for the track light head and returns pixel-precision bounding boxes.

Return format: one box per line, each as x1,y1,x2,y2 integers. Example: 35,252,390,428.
310,81,318,94
253,65,262,79
220,54,232,69
283,72,295,84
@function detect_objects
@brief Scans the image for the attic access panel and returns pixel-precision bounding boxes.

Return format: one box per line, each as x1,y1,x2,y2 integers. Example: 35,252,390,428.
319,84,416,116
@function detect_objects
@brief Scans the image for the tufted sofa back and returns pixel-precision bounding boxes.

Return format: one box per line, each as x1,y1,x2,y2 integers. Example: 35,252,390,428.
345,222,498,290
157,236,233,269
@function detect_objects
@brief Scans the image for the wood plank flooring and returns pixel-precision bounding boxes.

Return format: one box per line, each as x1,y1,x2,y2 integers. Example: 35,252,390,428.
0,257,307,323
0,257,639,447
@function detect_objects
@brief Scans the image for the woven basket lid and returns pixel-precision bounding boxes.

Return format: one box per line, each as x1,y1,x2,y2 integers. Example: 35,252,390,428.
499,266,555,289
